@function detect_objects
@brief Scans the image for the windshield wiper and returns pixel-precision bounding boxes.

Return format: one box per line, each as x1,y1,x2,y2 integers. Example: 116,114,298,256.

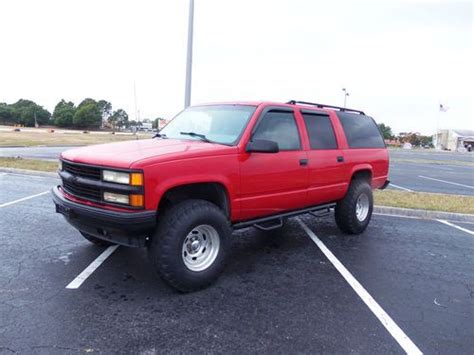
180,131,212,143
153,132,167,139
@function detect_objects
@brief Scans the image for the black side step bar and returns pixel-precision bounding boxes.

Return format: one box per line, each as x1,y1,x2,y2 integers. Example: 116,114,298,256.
254,218,284,231
233,203,336,230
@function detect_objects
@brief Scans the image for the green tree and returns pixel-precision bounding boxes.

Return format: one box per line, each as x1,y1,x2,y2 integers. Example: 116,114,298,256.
419,135,433,147
0,103,14,124
97,100,112,126
9,99,51,127
400,132,422,146
377,123,394,140
73,99,102,128
108,109,129,131
52,100,76,127
77,98,97,109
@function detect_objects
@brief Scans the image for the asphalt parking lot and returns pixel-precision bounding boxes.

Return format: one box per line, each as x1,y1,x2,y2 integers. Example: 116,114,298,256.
388,161,474,195
387,149,474,196
1,172,473,354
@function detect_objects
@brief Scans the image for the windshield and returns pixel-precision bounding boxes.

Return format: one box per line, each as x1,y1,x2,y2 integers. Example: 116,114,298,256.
160,105,256,145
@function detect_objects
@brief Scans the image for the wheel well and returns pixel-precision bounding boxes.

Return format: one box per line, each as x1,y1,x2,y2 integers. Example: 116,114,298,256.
158,183,230,217
350,169,372,184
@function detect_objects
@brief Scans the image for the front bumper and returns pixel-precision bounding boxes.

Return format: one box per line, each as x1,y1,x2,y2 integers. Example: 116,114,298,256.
51,186,156,247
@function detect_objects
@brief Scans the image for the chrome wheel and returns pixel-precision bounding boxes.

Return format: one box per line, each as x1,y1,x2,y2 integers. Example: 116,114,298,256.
355,193,370,222
182,224,220,272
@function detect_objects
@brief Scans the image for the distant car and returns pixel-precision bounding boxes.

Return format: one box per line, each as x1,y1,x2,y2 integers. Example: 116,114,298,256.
52,100,390,292
138,122,153,132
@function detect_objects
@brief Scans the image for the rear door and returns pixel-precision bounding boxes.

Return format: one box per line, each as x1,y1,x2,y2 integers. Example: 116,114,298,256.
239,107,308,220
299,109,348,205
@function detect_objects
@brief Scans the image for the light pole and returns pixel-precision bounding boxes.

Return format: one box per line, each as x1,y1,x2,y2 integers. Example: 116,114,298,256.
184,0,194,108
342,88,349,108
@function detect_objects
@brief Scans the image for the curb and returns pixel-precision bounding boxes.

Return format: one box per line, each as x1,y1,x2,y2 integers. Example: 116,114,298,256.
0,167,58,178
374,205,474,223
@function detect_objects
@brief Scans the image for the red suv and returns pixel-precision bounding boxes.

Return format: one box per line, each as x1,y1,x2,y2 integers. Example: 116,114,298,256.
52,100,389,292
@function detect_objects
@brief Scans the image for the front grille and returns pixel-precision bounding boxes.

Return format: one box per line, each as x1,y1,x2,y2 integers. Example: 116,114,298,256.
60,160,142,209
62,180,102,202
63,161,101,180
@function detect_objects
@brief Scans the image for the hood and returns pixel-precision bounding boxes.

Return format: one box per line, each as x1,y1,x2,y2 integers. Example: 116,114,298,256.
61,138,237,168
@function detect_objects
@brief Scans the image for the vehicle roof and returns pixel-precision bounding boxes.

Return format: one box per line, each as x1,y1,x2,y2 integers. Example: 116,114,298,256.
194,101,365,115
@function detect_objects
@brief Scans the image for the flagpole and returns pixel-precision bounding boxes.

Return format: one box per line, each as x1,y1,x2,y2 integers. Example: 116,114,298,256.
436,103,440,149
184,0,194,108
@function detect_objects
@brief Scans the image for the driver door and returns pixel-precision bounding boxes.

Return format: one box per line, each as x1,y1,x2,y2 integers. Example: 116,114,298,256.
239,108,308,220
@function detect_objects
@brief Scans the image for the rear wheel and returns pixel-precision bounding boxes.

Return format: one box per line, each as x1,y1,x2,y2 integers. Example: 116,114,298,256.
149,199,231,292
335,179,373,234
80,231,114,246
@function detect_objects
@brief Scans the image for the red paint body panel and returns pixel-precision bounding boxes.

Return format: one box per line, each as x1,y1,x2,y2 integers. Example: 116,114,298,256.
59,101,389,223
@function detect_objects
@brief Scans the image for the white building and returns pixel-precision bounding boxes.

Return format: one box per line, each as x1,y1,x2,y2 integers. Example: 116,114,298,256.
433,129,474,151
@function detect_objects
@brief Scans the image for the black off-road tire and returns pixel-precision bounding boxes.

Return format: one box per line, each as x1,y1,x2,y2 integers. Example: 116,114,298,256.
149,199,232,293
335,179,373,234
80,231,114,246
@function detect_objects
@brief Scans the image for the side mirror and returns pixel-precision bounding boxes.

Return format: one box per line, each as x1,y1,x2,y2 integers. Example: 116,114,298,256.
246,139,279,153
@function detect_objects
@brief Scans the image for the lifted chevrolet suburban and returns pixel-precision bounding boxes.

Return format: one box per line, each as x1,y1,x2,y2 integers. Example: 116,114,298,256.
52,100,390,292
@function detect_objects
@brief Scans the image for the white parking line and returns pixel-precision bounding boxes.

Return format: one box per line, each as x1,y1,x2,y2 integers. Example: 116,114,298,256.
297,219,422,355
66,245,120,289
436,219,474,235
389,183,414,192
0,191,50,208
418,175,474,189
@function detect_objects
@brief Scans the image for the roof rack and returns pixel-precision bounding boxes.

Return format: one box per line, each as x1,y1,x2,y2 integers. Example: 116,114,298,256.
286,100,365,115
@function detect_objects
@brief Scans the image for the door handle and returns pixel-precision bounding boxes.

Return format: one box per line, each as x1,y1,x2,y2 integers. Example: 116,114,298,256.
337,156,344,162
299,159,308,166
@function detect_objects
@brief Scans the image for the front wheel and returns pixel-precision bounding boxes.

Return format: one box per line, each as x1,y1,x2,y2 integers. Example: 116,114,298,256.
148,200,231,292
335,180,373,234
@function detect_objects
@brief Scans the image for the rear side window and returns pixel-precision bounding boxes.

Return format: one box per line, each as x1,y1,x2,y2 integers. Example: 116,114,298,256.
336,112,385,148
302,112,338,149
252,110,301,150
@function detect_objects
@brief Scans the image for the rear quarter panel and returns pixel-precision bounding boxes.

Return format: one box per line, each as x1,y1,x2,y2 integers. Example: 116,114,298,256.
343,148,389,190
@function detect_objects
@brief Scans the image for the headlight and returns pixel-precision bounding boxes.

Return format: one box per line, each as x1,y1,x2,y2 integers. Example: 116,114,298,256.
102,170,143,185
103,170,130,184
58,160,63,171
104,192,129,204
103,192,144,207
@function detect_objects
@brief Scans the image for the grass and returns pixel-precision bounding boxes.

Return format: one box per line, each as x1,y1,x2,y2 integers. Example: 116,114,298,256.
374,189,474,214
0,157,58,172
0,130,153,147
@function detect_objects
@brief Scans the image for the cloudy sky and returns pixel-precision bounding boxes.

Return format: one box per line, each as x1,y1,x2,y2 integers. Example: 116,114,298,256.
0,0,472,134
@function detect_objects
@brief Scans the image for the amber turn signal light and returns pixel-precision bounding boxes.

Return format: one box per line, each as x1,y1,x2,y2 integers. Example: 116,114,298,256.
130,194,144,207
130,173,143,186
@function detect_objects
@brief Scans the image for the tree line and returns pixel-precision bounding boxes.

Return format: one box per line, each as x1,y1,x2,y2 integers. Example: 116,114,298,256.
378,123,433,147
0,98,132,130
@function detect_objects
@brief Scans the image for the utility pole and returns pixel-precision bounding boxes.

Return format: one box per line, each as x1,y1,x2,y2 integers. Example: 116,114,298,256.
342,88,349,108
184,0,194,108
